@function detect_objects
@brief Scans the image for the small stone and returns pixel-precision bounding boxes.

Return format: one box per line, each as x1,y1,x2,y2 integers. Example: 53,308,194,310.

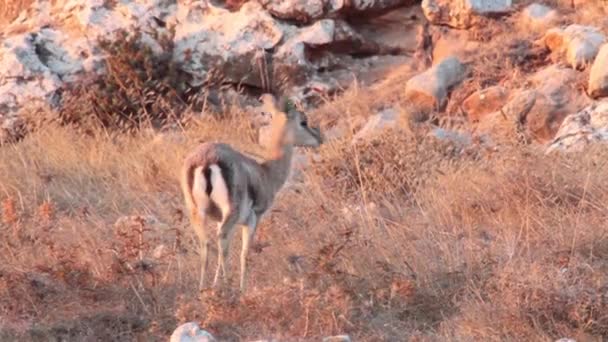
352,107,399,143
170,322,216,342
462,86,510,122
322,335,352,342
521,3,559,31
588,43,608,98
405,56,467,112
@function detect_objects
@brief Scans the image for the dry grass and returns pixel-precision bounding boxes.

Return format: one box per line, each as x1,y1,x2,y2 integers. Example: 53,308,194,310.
2,1,608,341
0,0,34,28
2,90,608,340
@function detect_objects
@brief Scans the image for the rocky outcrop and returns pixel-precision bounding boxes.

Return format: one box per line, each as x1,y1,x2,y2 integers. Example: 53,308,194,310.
0,0,401,144
421,0,513,29
405,56,467,112
546,100,608,153
259,0,415,24
539,24,606,69
588,44,608,98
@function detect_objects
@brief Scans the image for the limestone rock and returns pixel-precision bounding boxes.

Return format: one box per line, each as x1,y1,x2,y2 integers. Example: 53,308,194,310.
521,3,558,31
525,65,589,141
405,56,467,111
273,18,381,89
540,24,606,69
422,0,513,29
172,1,286,88
170,322,216,342
462,86,510,122
476,67,590,143
547,100,608,153
588,43,608,98
260,0,415,24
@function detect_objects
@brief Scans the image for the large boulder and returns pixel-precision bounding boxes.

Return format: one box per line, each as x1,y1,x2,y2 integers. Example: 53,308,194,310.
171,1,286,88
405,56,467,112
539,24,606,70
421,0,513,29
588,43,608,99
546,100,608,153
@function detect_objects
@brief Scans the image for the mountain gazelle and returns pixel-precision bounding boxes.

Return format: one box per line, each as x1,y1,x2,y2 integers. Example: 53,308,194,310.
180,94,323,292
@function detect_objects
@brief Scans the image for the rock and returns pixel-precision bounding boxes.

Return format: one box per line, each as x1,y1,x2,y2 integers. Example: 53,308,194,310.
540,24,606,69
546,100,608,153
429,127,472,146
273,18,381,89
172,1,285,88
422,0,513,29
405,56,467,112
588,43,608,98
322,335,352,342
521,3,559,31
352,107,399,143
260,0,415,24
170,322,216,342
475,69,590,144
462,86,510,123
521,65,589,142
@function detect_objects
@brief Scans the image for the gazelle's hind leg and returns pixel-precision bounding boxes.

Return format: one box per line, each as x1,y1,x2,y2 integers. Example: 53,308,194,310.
212,213,239,287
240,213,258,293
190,209,209,290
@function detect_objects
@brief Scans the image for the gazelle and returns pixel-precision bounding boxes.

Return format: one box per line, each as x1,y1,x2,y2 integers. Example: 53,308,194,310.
180,94,323,292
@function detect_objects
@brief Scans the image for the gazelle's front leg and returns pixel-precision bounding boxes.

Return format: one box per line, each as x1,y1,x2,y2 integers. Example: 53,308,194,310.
240,213,258,293
213,214,238,287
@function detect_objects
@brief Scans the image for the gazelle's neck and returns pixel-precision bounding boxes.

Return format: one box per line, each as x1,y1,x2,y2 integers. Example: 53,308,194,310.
261,142,294,196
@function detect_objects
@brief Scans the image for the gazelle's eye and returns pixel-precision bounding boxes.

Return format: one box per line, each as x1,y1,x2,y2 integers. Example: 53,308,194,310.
300,120,307,127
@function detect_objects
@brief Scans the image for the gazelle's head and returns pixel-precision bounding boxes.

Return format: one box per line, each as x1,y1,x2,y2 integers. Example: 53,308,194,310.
259,93,323,148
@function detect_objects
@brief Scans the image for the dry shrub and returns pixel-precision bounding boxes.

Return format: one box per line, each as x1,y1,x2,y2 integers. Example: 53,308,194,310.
314,127,482,201
57,29,191,133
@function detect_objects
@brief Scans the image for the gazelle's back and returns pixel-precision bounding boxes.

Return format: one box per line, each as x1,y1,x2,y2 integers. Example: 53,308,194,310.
182,142,267,221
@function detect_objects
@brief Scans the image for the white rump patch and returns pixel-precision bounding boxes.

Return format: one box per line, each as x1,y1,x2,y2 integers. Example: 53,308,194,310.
208,164,231,216
192,166,209,212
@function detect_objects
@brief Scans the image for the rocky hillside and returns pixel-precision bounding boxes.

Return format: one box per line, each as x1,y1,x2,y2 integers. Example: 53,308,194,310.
1,0,608,341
